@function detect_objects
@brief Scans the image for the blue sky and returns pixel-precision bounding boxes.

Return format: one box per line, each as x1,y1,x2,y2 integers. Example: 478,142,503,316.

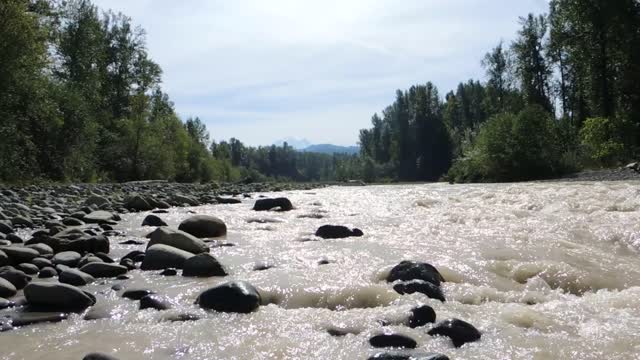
93,0,549,146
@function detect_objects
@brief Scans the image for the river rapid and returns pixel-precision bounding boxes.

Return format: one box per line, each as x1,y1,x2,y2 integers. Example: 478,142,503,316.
2,182,640,360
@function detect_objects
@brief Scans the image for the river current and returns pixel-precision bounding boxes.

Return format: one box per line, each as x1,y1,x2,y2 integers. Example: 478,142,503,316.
2,182,640,360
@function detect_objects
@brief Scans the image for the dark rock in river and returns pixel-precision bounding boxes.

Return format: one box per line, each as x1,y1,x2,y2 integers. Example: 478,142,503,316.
196,281,261,313
368,352,450,360
59,268,95,286
427,318,481,347
315,225,364,239
140,244,193,270
80,262,128,278
408,305,436,328
0,267,31,289
52,251,82,267
387,261,444,287
31,257,52,269
38,267,57,278
178,215,227,238
0,250,7,267
141,214,167,227
369,333,417,349
82,352,120,360
0,297,14,310
394,280,446,302
0,222,12,234
16,263,39,275
215,196,241,204
139,294,171,311
26,243,53,256
160,268,177,276
0,277,17,298
147,227,209,254
27,234,109,255
182,253,227,277
0,246,39,264
6,233,23,244
119,239,144,245
253,197,293,211
122,288,156,300
24,282,96,311
83,211,117,224
2,311,68,330
124,195,153,212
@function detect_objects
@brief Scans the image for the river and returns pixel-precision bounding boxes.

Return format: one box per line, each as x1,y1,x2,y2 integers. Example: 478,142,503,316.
2,182,640,359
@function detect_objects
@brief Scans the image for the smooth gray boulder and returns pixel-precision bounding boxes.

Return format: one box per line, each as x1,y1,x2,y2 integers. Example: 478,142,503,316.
182,253,227,277
84,211,117,224
59,268,95,286
0,277,17,298
196,281,261,313
178,215,227,238
141,214,167,227
0,246,39,264
146,227,208,254
53,251,82,267
24,282,96,311
79,263,127,278
140,244,193,270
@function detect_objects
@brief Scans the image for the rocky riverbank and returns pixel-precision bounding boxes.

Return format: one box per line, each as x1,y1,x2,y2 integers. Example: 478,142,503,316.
0,181,479,359
553,163,640,182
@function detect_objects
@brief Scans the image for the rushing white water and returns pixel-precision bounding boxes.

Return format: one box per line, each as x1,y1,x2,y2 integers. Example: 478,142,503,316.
2,182,640,360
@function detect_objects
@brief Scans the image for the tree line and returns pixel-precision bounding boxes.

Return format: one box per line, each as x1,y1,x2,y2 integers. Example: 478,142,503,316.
0,0,361,184
359,0,640,182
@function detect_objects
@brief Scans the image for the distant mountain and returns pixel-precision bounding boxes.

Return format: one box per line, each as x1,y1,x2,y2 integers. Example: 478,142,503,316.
273,137,311,150
302,144,360,155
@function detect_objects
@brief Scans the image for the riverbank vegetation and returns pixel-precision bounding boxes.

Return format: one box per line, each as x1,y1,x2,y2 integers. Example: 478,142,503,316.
2,0,639,184
359,1,640,182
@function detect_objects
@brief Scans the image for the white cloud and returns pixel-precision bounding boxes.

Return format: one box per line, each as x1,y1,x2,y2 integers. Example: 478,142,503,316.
92,0,549,146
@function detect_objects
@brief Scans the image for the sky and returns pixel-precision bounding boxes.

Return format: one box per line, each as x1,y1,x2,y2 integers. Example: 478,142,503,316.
92,0,549,146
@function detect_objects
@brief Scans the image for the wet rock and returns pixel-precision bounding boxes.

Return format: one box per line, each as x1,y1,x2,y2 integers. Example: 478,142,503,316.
94,252,115,263
369,333,417,349
26,243,53,256
427,318,481,347
119,239,144,245
0,278,17,298
53,251,82,267
0,222,12,234
253,262,274,271
315,225,364,239
178,215,227,238
0,267,31,289
164,313,201,322
0,250,7,266
146,227,209,254
139,294,171,311
3,311,68,329
196,281,261,313
119,258,136,270
368,352,450,360
38,267,57,278
6,233,23,244
82,352,120,360
393,280,445,302
84,210,117,224
59,268,95,286
182,253,227,277
24,282,96,311
408,305,436,328
0,246,39,264
122,288,155,300
84,195,111,208
0,297,14,310
253,198,293,211
141,214,167,227
122,250,145,262
27,234,109,255
16,263,39,275
215,197,241,204
80,263,128,278
387,261,444,287
62,217,85,226
78,255,104,268
84,305,112,321
160,268,177,276
31,257,52,269
141,244,194,270
12,216,34,228
124,195,153,212
115,274,130,280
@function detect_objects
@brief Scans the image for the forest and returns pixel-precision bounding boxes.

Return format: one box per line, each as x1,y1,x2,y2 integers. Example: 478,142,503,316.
360,0,640,182
1,0,639,184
